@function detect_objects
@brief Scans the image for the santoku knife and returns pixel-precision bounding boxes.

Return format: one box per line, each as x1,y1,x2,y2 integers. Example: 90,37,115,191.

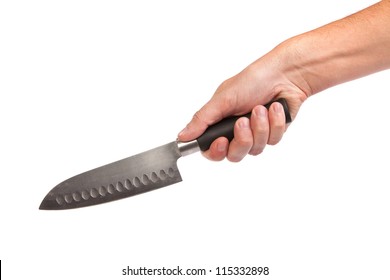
39,99,291,210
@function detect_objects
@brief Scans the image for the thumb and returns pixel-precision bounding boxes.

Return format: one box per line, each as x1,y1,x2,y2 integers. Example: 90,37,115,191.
178,97,231,142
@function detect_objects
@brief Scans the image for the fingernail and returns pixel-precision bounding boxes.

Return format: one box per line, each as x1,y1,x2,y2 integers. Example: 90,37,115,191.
273,103,282,114
178,126,188,137
254,106,267,118
238,117,250,128
217,142,226,152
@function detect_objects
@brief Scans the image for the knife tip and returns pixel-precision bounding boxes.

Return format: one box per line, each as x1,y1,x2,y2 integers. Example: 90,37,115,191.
39,200,49,210
39,195,56,210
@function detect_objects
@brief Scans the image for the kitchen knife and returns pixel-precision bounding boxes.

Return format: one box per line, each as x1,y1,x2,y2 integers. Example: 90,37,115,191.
39,99,291,210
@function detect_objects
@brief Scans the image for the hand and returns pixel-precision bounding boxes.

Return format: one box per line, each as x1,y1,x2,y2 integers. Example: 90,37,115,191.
178,50,308,162
178,0,390,162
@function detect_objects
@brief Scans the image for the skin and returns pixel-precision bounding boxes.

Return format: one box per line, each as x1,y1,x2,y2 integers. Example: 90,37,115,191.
178,0,390,162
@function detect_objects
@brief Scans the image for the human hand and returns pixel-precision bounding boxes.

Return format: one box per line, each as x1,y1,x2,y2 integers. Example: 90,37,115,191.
178,0,390,162
178,50,309,162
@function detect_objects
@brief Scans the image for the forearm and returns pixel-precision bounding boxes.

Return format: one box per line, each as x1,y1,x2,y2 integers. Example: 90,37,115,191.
277,0,390,96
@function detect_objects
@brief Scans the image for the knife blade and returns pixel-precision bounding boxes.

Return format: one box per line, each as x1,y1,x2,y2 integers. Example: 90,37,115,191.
39,98,291,210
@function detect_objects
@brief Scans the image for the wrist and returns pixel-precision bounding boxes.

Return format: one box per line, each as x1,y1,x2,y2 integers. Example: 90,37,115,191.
270,37,315,98
277,35,331,96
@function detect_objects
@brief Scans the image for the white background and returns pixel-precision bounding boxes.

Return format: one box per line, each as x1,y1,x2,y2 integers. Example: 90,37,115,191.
1,0,389,279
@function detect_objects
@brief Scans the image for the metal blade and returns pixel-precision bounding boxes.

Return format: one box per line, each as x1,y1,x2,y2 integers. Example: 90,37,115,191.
40,141,182,210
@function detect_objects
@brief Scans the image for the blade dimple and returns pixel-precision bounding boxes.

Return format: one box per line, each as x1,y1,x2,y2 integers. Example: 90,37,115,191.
142,174,150,185
124,179,132,190
56,196,65,206
39,142,183,210
64,194,72,204
99,186,108,196
90,188,99,198
116,182,124,192
159,170,168,180
73,192,81,202
151,172,158,183
133,177,142,188
107,184,115,194
81,190,90,200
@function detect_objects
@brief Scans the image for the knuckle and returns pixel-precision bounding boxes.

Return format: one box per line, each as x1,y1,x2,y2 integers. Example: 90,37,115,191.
235,137,253,147
273,121,285,130
192,110,204,123
191,110,211,129
253,125,268,136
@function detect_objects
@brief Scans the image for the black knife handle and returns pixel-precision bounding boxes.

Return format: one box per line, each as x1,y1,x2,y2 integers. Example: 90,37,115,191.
196,98,292,152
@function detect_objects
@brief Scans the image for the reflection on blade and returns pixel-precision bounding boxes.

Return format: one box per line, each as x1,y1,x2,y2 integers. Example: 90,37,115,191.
40,142,182,210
